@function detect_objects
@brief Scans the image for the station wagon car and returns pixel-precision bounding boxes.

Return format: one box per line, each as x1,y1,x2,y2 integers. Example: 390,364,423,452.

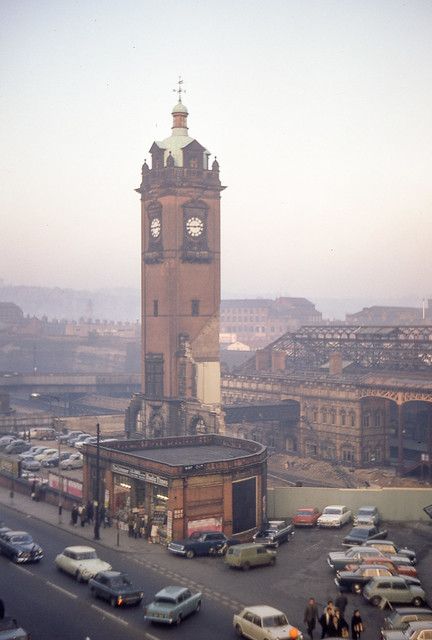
363,576,427,608
233,605,303,640
55,545,111,582
0,530,43,563
317,505,352,528
89,570,143,607
144,585,201,625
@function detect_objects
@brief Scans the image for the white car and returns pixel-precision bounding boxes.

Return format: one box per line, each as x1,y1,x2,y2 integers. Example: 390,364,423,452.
34,448,57,461
60,453,83,470
233,605,303,640
317,505,352,528
55,546,111,582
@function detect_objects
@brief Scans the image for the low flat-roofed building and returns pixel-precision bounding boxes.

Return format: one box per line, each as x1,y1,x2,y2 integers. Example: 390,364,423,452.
83,434,267,542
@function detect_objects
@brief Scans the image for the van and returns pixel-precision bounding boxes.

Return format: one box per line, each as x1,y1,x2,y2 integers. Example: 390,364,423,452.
224,543,276,571
31,428,56,441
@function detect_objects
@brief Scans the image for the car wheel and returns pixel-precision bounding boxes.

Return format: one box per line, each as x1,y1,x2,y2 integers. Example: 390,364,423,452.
208,547,216,556
13,554,19,564
235,624,243,637
370,596,382,607
195,600,201,613
412,597,424,607
352,583,362,594
242,562,250,571
76,570,83,583
175,614,182,626
186,549,195,559
110,596,117,607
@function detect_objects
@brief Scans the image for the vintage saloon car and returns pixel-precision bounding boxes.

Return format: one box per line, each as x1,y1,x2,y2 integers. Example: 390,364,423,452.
347,557,418,578
335,565,421,593
317,505,352,528
144,586,202,625
292,507,321,527
252,520,294,547
381,607,432,631
168,530,239,558
55,545,111,582
343,525,388,547
362,540,417,565
0,530,43,563
381,621,432,640
233,605,303,640
88,570,143,607
353,506,381,526
328,545,413,572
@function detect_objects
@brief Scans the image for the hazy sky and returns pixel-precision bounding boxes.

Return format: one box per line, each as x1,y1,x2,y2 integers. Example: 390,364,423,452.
1,0,431,303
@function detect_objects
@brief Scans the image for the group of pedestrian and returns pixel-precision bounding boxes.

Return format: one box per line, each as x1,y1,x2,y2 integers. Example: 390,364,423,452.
303,596,364,639
70,500,95,527
127,511,149,539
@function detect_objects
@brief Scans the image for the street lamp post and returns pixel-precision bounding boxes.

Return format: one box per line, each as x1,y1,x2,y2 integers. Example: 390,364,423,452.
56,418,63,524
93,422,101,540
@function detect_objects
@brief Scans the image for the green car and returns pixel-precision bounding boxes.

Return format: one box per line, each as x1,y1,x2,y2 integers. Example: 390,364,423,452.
144,586,202,625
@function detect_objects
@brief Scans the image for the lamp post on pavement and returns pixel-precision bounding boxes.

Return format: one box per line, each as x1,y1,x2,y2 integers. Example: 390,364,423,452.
55,418,63,524
93,422,101,541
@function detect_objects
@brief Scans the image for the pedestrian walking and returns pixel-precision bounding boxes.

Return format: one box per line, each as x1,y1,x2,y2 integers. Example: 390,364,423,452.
100,504,106,528
127,512,135,537
86,500,94,524
71,504,78,526
319,606,333,638
303,597,319,639
335,593,348,616
351,609,364,640
79,504,86,527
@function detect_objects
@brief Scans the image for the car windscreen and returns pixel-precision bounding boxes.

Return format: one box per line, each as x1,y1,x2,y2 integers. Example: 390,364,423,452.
10,534,33,544
296,510,313,515
358,508,374,515
75,551,97,560
323,508,341,515
350,528,370,538
154,597,176,604
262,615,288,627
111,577,131,588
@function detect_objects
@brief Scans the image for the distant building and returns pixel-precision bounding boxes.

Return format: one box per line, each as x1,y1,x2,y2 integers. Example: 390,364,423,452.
0,302,23,326
220,297,322,349
346,301,432,325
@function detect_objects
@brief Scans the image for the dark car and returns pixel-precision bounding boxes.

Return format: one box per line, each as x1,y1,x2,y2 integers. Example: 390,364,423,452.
0,530,44,563
335,564,421,594
42,452,70,467
89,570,143,607
343,525,388,547
4,440,31,455
252,520,294,548
168,530,239,558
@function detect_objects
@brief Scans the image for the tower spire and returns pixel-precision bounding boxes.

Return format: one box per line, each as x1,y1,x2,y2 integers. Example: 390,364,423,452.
173,75,185,102
171,77,188,135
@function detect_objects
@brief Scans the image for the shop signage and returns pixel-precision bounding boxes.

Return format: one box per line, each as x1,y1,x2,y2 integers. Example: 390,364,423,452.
112,463,168,487
187,517,222,535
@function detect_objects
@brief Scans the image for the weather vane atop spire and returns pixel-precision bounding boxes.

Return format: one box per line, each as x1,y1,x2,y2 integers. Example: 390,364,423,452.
173,76,185,102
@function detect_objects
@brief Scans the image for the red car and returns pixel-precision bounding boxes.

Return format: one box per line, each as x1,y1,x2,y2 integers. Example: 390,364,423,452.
292,507,321,527
345,557,418,578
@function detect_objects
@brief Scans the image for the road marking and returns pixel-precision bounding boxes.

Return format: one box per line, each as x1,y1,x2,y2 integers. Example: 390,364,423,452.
90,605,129,625
46,581,78,599
14,565,33,576
145,633,161,640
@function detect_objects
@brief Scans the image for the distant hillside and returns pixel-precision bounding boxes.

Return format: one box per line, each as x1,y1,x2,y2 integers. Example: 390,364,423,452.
0,285,140,322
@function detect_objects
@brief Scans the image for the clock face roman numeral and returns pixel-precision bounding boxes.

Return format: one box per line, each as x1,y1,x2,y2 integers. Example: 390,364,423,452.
186,217,203,237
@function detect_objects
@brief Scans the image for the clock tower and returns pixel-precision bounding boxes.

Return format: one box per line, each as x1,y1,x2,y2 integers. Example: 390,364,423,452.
126,93,225,437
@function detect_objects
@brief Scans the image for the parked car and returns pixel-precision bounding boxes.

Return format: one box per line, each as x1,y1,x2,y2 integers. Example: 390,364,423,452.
0,616,31,640
73,434,92,448
233,605,302,640
335,565,421,594
317,505,352,528
225,543,277,570
18,446,49,460
0,530,44,563
363,576,427,608
4,440,31,455
55,546,111,582
347,557,418,578
363,540,417,565
292,507,321,527
354,506,381,526
60,452,83,470
56,430,72,443
89,570,144,607
75,435,97,449
0,436,18,449
328,545,413,572
252,520,294,547
21,458,41,471
343,525,388,547
168,530,239,558
30,427,56,440
42,452,70,467
144,585,202,625
381,620,432,640
35,448,58,462
382,607,432,631
66,431,85,446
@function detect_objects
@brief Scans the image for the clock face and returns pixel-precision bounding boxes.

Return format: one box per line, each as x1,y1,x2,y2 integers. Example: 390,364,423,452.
150,217,161,239
186,216,204,237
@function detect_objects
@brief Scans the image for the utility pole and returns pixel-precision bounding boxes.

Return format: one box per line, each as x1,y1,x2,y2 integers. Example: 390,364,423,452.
93,422,101,540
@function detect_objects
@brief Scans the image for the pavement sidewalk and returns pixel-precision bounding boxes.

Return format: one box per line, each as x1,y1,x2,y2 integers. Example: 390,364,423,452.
0,485,162,556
